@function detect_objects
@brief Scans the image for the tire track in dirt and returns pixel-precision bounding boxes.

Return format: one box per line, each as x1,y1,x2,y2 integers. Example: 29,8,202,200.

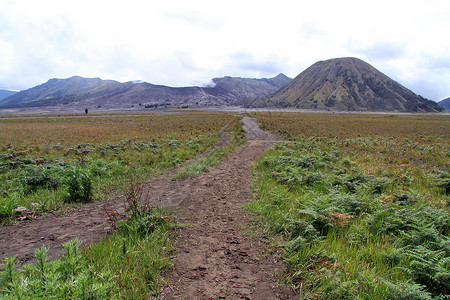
156,117,295,299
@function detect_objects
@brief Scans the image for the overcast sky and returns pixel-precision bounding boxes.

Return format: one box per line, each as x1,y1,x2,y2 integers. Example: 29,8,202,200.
1,0,449,101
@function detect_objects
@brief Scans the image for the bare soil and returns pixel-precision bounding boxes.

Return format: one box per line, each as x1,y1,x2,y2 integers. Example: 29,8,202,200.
0,116,295,299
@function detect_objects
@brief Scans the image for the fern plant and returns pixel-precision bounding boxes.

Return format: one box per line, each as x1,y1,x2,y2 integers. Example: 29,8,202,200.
402,246,450,296
382,280,433,300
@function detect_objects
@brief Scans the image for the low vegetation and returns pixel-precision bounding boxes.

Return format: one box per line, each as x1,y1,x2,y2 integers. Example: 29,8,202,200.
0,112,241,223
247,112,449,299
174,122,246,179
3,110,448,298
0,179,174,298
0,111,244,298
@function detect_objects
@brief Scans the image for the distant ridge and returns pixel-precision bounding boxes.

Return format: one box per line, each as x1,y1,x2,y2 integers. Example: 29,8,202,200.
0,74,291,109
252,57,444,112
438,97,450,110
0,76,122,107
0,90,17,101
212,73,291,101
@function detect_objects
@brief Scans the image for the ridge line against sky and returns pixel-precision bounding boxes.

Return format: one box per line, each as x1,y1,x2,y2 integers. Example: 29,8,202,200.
1,0,449,101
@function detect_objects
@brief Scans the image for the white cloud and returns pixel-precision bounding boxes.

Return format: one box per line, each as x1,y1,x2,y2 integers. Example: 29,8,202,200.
0,0,449,100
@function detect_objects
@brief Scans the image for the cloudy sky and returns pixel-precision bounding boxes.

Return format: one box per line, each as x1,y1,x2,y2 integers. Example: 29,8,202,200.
1,0,449,101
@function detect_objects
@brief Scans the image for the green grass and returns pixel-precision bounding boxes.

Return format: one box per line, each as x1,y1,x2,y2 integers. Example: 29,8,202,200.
0,137,207,223
83,209,174,298
246,112,449,299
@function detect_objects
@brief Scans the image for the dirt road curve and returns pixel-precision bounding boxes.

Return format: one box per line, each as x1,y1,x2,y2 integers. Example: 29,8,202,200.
0,116,295,299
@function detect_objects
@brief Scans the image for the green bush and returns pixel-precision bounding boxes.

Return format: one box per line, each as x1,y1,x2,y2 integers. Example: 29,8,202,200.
20,167,62,194
438,178,450,195
0,196,17,223
65,167,92,203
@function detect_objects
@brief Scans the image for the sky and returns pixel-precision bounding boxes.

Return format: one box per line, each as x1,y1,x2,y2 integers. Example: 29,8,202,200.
1,0,450,101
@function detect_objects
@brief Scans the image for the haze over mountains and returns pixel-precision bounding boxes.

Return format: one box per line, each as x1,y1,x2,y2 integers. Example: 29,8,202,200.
0,57,446,113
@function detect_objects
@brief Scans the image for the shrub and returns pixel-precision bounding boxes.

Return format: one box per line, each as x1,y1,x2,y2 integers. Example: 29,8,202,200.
437,178,450,195
65,167,92,203
0,195,17,223
118,178,168,238
21,167,61,194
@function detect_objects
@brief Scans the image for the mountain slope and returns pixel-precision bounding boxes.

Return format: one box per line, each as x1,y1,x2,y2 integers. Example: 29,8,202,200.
438,97,450,110
78,81,237,107
252,57,444,112
212,73,291,101
0,90,17,101
0,74,290,109
0,76,123,107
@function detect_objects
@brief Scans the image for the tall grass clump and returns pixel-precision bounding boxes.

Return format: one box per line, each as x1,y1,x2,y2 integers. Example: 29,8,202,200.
65,166,93,203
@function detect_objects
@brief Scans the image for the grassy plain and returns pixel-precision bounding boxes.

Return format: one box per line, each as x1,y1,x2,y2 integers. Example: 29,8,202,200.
0,112,241,221
247,112,449,299
0,111,244,298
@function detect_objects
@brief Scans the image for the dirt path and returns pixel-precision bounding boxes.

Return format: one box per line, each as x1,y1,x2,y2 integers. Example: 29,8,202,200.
156,117,294,299
0,116,295,299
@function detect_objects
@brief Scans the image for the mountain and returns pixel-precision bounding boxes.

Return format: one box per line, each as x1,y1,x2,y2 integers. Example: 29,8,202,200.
252,57,444,112
76,81,238,108
0,76,123,107
0,90,16,101
438,97,450,110
0,74,291,109
212,73,291,101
